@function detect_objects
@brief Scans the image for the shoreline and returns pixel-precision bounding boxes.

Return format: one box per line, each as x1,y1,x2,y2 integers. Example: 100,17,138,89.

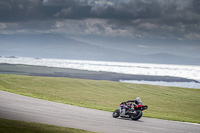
0,63,199,83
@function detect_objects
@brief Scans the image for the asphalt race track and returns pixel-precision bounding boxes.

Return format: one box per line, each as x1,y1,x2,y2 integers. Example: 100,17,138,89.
0,90,199,133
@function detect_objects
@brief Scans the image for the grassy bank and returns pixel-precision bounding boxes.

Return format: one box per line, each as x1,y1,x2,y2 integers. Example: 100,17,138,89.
0,118,94,133
0,74,200,123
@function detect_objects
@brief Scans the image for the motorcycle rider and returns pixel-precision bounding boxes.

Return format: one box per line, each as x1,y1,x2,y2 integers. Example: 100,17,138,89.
119,97,142,116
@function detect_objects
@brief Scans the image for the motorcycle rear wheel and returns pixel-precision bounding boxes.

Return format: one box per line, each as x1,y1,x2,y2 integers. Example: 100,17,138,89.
130,110,142,120
112,109,120,118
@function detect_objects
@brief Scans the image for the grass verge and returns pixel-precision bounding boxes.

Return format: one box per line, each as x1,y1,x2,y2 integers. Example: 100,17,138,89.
0,74,200,124
0,118,95,133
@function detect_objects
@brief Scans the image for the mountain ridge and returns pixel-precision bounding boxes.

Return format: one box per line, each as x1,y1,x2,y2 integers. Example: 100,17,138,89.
0,33,199,65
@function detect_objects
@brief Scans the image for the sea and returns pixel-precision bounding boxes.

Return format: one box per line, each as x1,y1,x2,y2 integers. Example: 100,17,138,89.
0,56,200,89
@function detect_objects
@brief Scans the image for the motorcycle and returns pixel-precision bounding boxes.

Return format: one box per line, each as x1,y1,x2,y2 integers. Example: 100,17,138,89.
112,101,148,120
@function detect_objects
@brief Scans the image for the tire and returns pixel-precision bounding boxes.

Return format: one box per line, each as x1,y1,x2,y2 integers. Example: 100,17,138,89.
131,110,142,120
112,109,120,118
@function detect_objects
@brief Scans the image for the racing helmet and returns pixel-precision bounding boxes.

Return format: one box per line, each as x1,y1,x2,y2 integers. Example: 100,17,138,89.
136,97,142,104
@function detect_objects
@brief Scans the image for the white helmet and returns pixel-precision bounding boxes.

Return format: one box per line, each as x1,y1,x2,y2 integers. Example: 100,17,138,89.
136,97,142,104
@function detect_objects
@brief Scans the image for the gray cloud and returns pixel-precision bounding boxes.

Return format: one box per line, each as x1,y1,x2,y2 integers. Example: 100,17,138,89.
0,0,200,41
0,0,199,21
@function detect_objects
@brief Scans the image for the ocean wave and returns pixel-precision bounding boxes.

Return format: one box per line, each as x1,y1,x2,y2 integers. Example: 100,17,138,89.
120,80,200,89
0,56,200,81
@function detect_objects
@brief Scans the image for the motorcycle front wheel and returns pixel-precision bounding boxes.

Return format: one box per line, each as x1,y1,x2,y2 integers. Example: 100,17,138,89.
112,109,120,118
130,110,142,120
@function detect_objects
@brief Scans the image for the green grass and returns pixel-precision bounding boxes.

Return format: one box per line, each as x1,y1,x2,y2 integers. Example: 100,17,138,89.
0,118,95,133
0,74,200,124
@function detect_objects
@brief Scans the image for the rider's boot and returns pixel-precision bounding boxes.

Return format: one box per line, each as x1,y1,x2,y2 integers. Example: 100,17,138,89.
120,108,126,116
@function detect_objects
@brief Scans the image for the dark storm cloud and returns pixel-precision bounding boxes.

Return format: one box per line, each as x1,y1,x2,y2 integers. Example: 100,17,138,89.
0,0,198,22
0,0,200,40
192,0,200,14
53,0,162,20
0,0,65,22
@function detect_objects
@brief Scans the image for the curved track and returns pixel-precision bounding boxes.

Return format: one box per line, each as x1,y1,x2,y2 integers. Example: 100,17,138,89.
0,90,199,133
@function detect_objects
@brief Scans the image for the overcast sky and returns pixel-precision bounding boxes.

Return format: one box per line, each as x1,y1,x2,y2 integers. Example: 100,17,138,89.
0,0,200,58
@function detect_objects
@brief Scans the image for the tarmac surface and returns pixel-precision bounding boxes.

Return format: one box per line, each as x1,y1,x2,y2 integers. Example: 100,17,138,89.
0,90,199,133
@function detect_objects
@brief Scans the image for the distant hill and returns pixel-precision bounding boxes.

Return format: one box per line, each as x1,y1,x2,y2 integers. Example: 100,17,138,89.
0,33,138,61
0,33,200,65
